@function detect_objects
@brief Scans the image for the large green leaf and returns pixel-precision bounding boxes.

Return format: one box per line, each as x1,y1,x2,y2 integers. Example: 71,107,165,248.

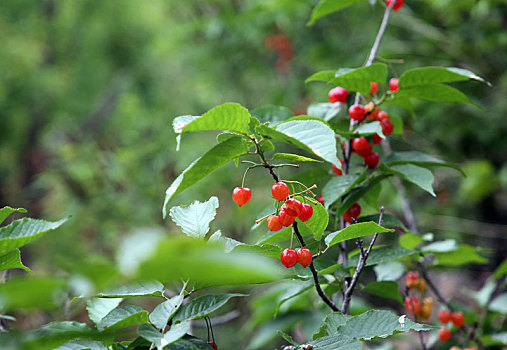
325,222,394,247
358,214,408,231
251,105,293,124
0,217,68,254
208,230,242,253
134,237,284,289
322,174,361,210
399,232,423,249
309,335,362,349
433,244,487,266
0,249,31,272
162,136,251,217
353,121,385,138
272,153,321,162
167,335,215,349
98,281,165,298
54,339,108,350
0,206,27,225
294,197,329,240
374,261,405,282
422,239,457,253
489,294,507,314
256,227,292,245
97,305,149,331
307,102,342,121
399,66,489,87
390,164,435,196
169,197,219,239
23,322,101,350
173,294,246,323
363,281,403,303
87,298,123,326
494,259,507,279
306,63,388,96
396,84,472,104
0,276,67,310
308,0,368,26
347,246,416,268
337,174,390,217
384,151,464,175
231,244,282,259
137,322,190,350
150,294,185,330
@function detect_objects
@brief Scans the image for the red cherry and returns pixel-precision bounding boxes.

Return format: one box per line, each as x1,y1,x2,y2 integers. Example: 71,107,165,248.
405,271,419,283
232,187,251,207
348,104,366,121
352,137,372,157
404,296,422,315
317,194,325,206
438,328,452,342
297,248,312,267
328,87,348,103
438,310,451,324
366,103,380,120
343,203,361,223
451,312,465,328
373,134,382,145
364,152,379,168
381,119,394,135
386,0,404,11
272,182,290,201
278,209,296,227
298,203,313,222
280,248,298,268
370,81,379,95
266,215,283,231
389,77,400,92
332,159,344,175
282,199,303,216
376,111,390,121
208,342,218,350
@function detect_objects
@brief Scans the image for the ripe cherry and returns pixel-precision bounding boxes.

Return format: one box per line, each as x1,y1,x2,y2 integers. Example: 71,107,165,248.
352,137,372,157
282,199,303,216
272,182,290,201
364,152,379,168
280,248,298,268
208,342,218,350
438,328,452,342
332,159,344,175
370,81,379,95
373,134,382,145
328,87,348,103
298,203,313,222
451,311,465,328
278,209,296,227
386,0,404,11
343,203,361,223
317,194,325,206
232,187,251,207
381,119,394,135
376,111,390,121
366,102,380,120
438,309,451,324
267,215,283,231
405,271,419,286
389,77,399,92
349,104,366,121
297,248,312,267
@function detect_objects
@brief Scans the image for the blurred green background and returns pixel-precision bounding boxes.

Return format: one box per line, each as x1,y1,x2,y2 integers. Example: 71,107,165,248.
0,0,506,348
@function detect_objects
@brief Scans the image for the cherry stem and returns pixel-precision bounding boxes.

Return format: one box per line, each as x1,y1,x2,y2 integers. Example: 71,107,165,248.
255,213,271,224
290,184,317,198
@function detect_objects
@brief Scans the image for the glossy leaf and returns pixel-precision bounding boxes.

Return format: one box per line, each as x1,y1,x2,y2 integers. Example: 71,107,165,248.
353,121,385,138
137,322,190,350
162,136,251,217
358,214,407,231
384,151,464,175
98,281,165,298
24,321,99,350
489,294,507,314
0,217,68,254
308,0,368,25
363,281,403,303
307,102,342,121
421,239,457,253
87,298,122,326
0,276,67,310
309,335,362,349
167,335,216,349
294,197,329,240
391,164,436,196
374,261,405,282
325,222,394,247
256,227,292,245
433,244,487,266
251,105,293,124
0,249,31,272
399,232,423,249
399,66,490,87
150,294,185,330
232,244,282,259
396,84,472,104
169,197,219,239
98,305,149,331
208,230,242,253
494,259,507,279
173,294,246,323
272,153,321,162
337,174,390,217
322,174,362,210
0,206,27,225
54,339,108,350
347,246,416,268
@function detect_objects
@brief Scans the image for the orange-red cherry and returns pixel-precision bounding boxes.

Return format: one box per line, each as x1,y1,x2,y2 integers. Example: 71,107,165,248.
349,104,366,121
343,203,361,223
298,203,313,222
438,310,451,324
381,119,394,135
281,248,298,268
387,0,404,11
364,152,379,168
389,77,400,92
282,199,303,216
370,81,379,95
272,182,290,201
232,187,251,207
332,159,344,175
376,111,390,121
451,312,465,328
267,215,283,231
278,209,296,227
328,87,348,103
438,328,452,342
297,248,312,267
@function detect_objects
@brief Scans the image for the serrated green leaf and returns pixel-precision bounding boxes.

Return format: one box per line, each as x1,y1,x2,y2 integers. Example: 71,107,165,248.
399,66,489,87
173,294,246,323
256,227,292,245
24,321,100,350
358,214,407,231
391,164,435,196
322,173,362,210
169,197,219,239
208,230,242,253
384,151,463,175
325,222,393,247
87,298,123,326
150,294,185,331
353,121,385,138
232,244,282,259
167,335,216,349
397,84,472,104
272,153,321,162
54,339,108,350
0,206,27,225
162,136,251,217
307,63,388,96
309,335,362,349
337,174,390,217
294,197,329,240
307,102,342,121
0,249,31,272
251,105,293,124
0,276,67,310
347,246,416,268
363,281,403,303
0,217,68,254
433,244,487,266
422,239,457,253
321,312,352,336
137,322,190,350
489,294,507,314
308,0,368,26
374,261,405,282
117,229,163,276
98,305,149,331
98,281,165,298
399,232,423,249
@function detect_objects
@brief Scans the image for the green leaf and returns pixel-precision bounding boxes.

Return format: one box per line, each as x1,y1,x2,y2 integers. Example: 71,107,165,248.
162,136,251,217
489,294,507,314
322,173,362,210
272,153,321,162
0,206,27,225
374,261,405,282
353,121,385,138
308,0,368,26
294,197,329,240
421,239,457,253
167,335,216,349
0,249,31,272
399,66,490,87
325,222,394,247
307,102,342,121
0,217,68,254
251,105,293,124
150,294,185,330
358,214,407,231
169,197,219,239
256,227,292,245
54,339,108,350
309,335,362,349
494,259,507,279
391,164,435,196
399,232,423,249
363,281,403,303
337,174,390,217
208,230,242,253
98,305,149,331
231,244,282,259
0,276,67,310
134,237,284,289
24,321,99,350
390,114,404,136
307,63,388,96
433,244,487,266
396,84,472,104
173,294,246,323
137,322,190,350
384,151,464,175
347,246,416,268
98,281,165,298
87,298,123,326
319,312,352,336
